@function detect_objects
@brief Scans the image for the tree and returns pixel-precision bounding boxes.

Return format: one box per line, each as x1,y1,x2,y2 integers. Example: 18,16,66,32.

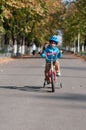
0,0,65,46
61,0,86,47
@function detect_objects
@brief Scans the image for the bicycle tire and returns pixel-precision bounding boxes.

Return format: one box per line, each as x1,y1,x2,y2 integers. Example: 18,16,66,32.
51,73,55,92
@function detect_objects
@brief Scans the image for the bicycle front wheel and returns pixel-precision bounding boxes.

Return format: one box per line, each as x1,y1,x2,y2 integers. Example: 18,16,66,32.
51,73,55,92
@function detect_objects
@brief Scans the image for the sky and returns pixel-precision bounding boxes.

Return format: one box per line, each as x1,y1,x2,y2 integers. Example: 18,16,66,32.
62,0,76,2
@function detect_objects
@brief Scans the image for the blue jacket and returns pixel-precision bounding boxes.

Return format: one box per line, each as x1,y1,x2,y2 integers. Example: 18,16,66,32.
41,45,62,63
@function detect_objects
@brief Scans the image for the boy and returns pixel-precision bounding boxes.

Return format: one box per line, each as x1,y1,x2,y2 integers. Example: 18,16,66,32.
41,35,62,82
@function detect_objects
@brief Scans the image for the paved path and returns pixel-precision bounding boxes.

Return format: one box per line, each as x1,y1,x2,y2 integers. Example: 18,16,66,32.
0,53,86,130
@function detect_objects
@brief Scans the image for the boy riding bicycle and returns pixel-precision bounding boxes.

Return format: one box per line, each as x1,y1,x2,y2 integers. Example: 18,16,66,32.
41,35,62,83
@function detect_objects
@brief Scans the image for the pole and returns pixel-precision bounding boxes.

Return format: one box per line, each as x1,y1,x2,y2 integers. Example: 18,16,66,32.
77,32,80,52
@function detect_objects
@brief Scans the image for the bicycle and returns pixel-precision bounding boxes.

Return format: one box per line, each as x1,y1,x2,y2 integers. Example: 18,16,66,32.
43,52,61,92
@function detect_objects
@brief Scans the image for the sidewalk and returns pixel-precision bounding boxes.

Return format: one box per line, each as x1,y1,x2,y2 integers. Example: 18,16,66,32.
0,57,14,64
0,51,86,64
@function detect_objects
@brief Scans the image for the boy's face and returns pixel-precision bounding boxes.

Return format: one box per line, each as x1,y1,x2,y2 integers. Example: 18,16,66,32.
50,41,56,47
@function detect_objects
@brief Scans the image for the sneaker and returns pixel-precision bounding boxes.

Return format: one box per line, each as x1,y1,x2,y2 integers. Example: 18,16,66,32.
56,72,61,77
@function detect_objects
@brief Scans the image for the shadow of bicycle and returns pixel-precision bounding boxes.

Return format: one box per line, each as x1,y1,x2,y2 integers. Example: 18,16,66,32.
0,85,55,93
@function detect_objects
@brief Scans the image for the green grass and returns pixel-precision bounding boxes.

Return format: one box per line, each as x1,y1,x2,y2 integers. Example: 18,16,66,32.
77,51,86,57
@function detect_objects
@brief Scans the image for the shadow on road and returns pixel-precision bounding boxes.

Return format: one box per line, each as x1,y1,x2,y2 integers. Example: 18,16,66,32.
36,93,86,102
0,85,62,93
0,85,41,91
0,85,50,92
0,85,86,102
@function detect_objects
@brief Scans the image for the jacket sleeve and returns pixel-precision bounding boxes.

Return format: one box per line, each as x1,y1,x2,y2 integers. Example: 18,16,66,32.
40,50,46,58
57,49,63,58
58,52,62,58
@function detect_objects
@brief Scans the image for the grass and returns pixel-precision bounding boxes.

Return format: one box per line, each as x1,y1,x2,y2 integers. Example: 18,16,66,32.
79,51,86,56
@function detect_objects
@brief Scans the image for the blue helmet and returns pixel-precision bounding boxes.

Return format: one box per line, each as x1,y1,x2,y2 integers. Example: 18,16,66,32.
49,35,59,44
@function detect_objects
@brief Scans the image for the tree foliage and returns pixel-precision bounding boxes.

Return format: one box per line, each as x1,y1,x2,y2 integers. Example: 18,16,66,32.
0,0,85,47
0,0,64,45
62,0,86,46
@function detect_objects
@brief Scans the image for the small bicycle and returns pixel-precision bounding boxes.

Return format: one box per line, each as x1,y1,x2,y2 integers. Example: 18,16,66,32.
43,52,61,92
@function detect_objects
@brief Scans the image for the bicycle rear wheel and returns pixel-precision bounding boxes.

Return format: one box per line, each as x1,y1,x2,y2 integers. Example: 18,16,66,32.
51,73,55,92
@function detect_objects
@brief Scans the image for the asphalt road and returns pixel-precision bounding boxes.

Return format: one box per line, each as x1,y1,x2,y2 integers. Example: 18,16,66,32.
0,53,86,130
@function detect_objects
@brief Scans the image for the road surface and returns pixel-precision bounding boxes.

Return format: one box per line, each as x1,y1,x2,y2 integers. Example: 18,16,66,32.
0,53,86,130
